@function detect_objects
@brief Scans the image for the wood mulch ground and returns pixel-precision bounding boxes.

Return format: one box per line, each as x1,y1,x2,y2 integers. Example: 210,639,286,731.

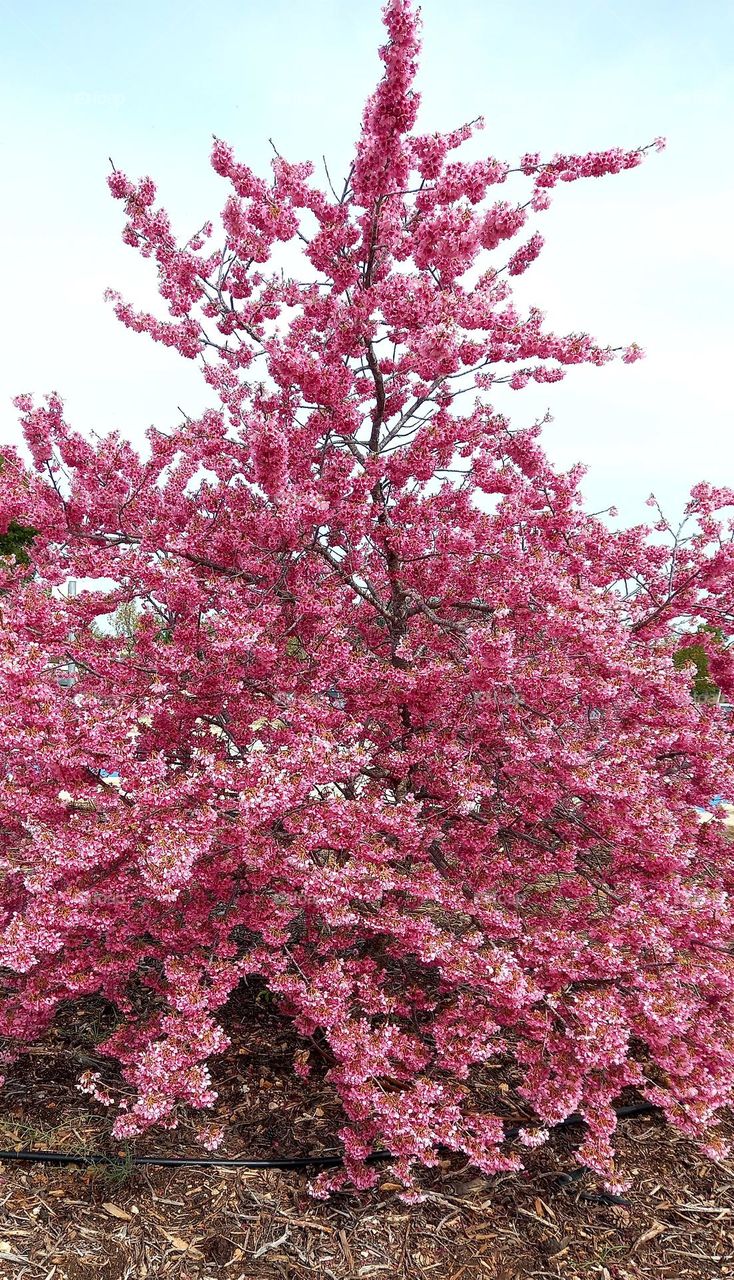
0,986,732,1280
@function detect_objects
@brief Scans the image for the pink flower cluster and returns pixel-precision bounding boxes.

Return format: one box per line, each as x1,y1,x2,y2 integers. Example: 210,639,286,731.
0,0,729,1200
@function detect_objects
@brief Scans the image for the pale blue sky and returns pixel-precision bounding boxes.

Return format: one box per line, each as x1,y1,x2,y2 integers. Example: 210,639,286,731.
1,0,732,524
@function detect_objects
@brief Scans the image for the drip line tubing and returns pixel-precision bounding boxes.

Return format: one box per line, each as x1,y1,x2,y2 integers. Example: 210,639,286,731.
0,1100,657,1171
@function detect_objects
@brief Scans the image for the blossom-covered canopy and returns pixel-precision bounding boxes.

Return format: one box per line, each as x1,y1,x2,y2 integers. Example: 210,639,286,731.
1,0,733,1195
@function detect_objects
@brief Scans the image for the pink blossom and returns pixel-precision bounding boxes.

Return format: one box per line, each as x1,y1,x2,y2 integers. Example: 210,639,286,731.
1,0,727,1202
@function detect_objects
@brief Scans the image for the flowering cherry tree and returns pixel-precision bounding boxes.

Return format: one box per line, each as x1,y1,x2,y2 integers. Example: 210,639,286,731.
1,0,734,1195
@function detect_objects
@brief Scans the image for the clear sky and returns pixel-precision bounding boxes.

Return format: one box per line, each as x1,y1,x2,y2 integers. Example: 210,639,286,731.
1,0,732,525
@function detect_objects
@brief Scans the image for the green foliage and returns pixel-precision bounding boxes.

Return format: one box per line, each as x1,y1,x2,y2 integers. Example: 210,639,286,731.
0,520,36,565
285,634,308,659
92,1150,136,1189
0,456,37,566
673,626,725,701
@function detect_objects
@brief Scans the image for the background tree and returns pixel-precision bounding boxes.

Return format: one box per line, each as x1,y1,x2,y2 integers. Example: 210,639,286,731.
91,599,142,656
0,460,35,566
0,521,35,564
1,0,733,1197
674,626,726,703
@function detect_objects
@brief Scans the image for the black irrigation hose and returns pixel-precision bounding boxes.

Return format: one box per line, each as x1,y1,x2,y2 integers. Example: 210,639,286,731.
0,1100,657,1172
552,1166,631,1207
